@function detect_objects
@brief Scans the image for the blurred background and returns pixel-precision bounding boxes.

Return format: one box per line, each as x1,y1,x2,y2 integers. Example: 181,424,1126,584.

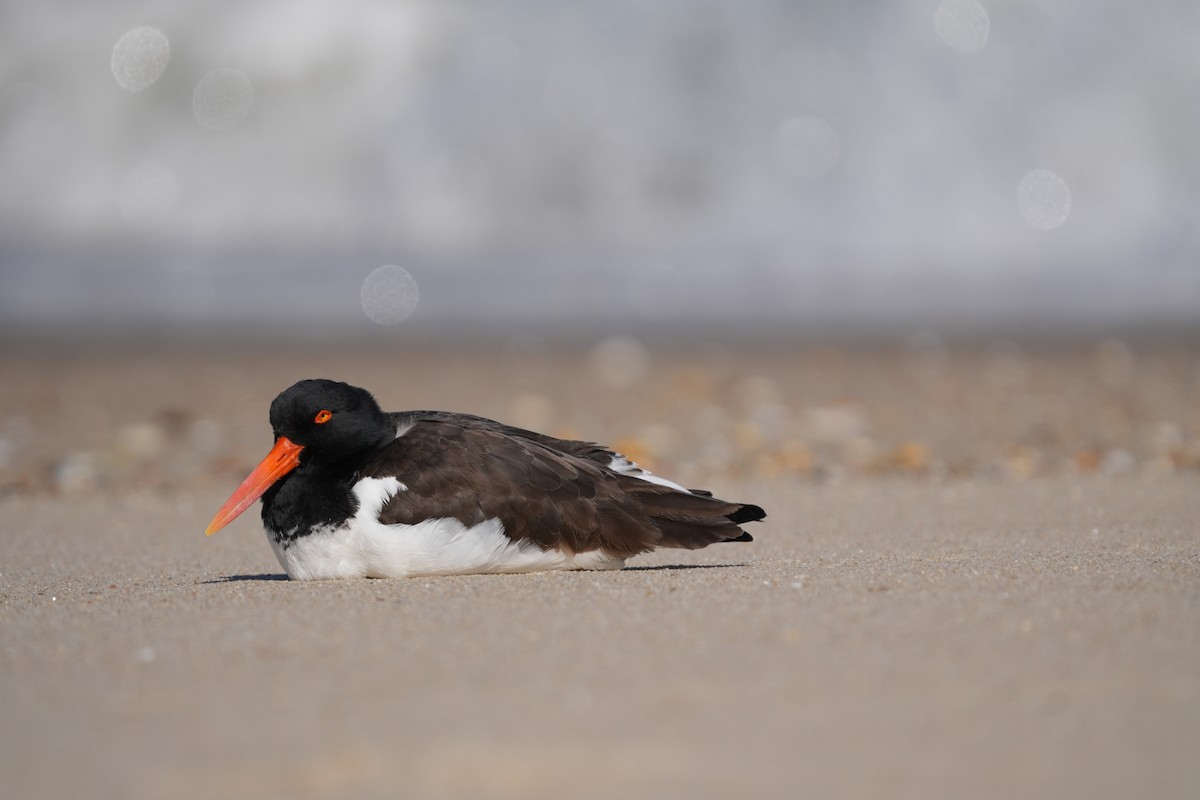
3,8,1199,798
2,0,1198,342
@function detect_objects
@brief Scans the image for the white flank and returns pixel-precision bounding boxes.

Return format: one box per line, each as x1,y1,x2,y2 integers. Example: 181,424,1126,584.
267,476,626,580
607,455,690,493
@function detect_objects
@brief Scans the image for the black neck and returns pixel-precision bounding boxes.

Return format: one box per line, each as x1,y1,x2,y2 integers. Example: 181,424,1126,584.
260,460,360,547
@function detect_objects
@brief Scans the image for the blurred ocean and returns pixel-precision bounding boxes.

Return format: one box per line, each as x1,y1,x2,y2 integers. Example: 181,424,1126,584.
1,1,1197,340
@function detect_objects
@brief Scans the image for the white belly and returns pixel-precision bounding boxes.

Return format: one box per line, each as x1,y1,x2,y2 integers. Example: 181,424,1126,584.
265,477,626,580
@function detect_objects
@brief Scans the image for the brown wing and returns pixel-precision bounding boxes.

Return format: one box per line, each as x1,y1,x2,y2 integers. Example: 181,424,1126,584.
360,419,761,558
391,411,624,467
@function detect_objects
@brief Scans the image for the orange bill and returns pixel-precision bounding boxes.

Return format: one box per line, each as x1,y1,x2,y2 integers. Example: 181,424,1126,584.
205,436,304,535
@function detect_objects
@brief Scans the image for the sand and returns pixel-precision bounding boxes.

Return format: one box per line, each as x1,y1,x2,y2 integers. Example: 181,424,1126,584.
1,343,1198,799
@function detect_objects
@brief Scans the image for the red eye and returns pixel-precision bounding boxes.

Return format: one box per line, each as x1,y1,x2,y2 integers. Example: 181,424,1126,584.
314,409,332,424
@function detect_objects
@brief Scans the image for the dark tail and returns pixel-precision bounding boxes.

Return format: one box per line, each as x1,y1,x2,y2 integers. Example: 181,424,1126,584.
627,483,766,550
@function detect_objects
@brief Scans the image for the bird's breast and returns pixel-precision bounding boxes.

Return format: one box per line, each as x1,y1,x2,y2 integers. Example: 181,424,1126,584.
264,476,626,580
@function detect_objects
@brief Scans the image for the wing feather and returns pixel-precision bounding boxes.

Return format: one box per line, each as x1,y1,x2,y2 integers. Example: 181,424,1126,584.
363,415,762,558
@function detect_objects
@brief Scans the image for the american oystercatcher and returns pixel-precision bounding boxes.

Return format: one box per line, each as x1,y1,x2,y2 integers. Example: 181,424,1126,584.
206,379,765,580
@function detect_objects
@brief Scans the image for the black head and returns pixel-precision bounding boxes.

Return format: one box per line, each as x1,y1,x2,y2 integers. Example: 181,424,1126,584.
268,379,393,464
206,379,394,534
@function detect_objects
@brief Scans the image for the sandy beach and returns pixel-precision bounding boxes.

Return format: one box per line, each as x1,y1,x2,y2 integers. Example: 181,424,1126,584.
1,343,1197,799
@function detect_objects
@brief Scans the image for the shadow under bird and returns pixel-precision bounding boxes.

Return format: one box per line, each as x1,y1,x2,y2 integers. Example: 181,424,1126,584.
205,379,765,580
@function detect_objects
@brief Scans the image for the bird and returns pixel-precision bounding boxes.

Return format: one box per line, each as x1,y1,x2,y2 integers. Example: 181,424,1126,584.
205,379,765,580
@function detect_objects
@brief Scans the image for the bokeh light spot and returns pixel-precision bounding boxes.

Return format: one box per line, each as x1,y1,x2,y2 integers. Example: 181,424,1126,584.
1018,169,1072,230
775,116,841,178
111,26,171,92
361,265,419,325
934,0,990,54
192,69,254,131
